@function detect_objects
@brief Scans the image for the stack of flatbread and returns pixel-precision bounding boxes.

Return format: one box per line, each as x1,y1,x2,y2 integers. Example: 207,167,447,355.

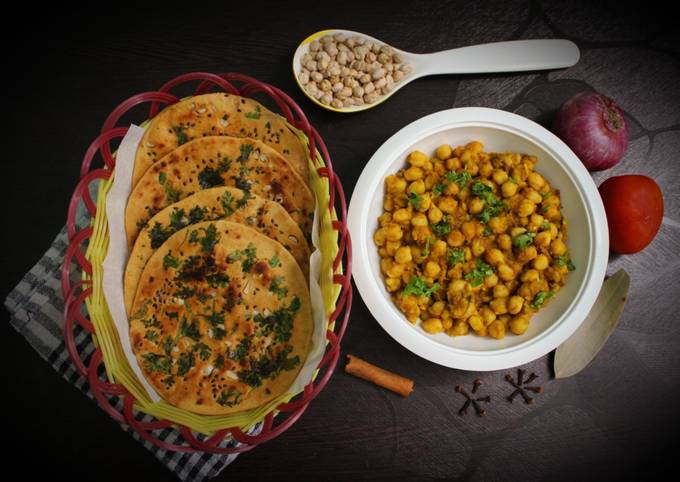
124,93,315,415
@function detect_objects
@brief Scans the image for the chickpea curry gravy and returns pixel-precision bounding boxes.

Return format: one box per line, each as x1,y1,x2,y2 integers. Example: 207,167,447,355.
375,141,575,340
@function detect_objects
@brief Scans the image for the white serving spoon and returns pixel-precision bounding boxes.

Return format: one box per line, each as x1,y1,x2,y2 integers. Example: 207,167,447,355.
293,29,580,113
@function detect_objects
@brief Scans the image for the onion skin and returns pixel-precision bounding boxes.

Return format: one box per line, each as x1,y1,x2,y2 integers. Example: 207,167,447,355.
553,92,629,171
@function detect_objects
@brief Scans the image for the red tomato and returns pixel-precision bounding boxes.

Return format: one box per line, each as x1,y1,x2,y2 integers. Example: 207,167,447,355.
598,175,664,254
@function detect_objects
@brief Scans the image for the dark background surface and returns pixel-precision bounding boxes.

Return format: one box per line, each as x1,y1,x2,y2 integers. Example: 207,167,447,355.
3,1,679,480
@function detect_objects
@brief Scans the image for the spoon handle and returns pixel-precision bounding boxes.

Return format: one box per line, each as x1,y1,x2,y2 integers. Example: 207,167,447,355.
415,39,579,75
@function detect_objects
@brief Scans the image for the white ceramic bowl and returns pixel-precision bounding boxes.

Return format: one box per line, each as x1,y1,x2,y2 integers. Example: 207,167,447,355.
348,107,608,371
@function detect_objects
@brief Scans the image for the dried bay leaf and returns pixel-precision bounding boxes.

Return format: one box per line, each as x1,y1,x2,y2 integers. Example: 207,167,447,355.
554,269,630,379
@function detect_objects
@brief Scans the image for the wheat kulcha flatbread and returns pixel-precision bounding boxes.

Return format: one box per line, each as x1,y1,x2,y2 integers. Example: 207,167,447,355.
129,220,313,415
125,136,314,248
124,187,311,316
132,93,309,187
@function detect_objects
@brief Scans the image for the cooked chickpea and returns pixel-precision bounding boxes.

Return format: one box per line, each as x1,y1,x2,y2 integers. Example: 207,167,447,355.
507,296,524,315
461,221,476,240
551,239,567,256
525,188,543,204
384,224,403,241
493,284,510,298
422,318,444,334
497,234,512,251
490,297,508,315
484,273,499,288
392,208,411,224
429,301,445,316
431,240,447,257
501,181,518,197
394,246,412,264
534,231,552,247
407,179,425,194
492,169,509,185
471,238,485,257
468,314,484,332
509,315,530,335
408,150,428,167
488,320,506,339
469,197,485,214
448,320,469,336
488,215,507,234
435,144,453,160
447,230,465,247
378,142,570,341
533,254,549,270
497,264,514,281
485,248,505,266
411,213,428,227
385,277,402,292
428,205,443,224
438,197,458,213
517,199,536,217
424,261,441,278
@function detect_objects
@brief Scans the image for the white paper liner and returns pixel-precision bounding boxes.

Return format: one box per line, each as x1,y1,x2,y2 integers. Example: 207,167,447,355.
102,125,327,407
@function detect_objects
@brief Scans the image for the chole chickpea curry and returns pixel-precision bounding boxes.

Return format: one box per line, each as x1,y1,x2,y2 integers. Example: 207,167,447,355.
375,141,574,340
124,95,316,415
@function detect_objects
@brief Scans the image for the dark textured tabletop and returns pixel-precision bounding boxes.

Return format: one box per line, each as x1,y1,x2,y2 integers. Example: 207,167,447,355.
4,2,679,480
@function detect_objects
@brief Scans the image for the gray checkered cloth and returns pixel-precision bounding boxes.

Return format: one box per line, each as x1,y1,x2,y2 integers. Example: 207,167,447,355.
5,215,243,480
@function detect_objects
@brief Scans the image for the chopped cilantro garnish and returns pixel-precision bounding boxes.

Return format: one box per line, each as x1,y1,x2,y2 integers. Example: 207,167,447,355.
464,259,495,287
512,232,536,250
216,389,242,407
231,335,252,361
198,166,225,189
540,220,551,230
432,182,447,197
158,171,181,203
220,191,235,216
447,248,465,267
245,105,261,119
238,144,254,162
188,206,207,223
268,256,281,268
149,222,171,249
228,243,257,272
401,276,440,298
194,342,212,361
556,254,576,271
214,354,226,369
142,353,171,374
471,181,507,223
253,296,301,342
169,209,188,230
144,330,159,342
163,251,180,270
238,345,299,388
199,224,220,253
431,219,451,236
179,317,201,341
422,236,433,257
531,291,555,309
162,336,175,355
408,191,422,210
172,125,189,145
445,170,471,187
177,350,195,376
269,276,288,299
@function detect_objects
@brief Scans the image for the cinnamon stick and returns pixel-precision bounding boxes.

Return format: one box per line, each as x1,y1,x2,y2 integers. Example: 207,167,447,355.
345,354,414,398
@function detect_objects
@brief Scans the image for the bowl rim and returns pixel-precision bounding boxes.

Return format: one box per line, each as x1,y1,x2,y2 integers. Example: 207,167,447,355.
347,107,609,371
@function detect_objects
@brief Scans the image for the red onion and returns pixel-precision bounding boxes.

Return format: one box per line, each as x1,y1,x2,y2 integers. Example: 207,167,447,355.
552,92,629,171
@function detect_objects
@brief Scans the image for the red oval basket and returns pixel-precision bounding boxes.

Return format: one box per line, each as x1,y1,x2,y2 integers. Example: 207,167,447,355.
61,72,352,454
